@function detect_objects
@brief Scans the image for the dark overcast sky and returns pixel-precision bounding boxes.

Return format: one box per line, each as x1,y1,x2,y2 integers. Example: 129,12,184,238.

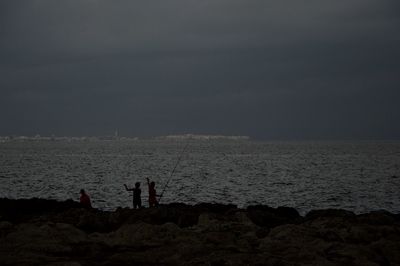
1,1,399,139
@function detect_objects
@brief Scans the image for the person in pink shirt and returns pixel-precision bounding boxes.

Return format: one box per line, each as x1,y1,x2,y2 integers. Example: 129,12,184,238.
79,189,92,208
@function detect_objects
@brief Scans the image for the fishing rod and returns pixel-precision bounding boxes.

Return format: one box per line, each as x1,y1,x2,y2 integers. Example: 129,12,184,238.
158,141,190,203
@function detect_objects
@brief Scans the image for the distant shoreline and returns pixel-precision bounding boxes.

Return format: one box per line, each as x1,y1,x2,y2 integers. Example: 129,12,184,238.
0,134,250,142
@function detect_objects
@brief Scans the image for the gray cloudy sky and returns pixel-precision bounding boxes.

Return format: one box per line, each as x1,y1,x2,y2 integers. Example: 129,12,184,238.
1,0,399,139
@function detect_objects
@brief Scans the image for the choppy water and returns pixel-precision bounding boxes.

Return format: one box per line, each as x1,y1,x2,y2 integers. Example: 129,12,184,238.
1,140,399,214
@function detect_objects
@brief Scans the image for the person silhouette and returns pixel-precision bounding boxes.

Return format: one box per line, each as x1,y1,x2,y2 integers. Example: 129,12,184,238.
146,178,159,207
79,189,92,208
124,182,142,209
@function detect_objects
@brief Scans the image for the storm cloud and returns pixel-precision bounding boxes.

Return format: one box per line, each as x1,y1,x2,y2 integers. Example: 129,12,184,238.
1,0,399,139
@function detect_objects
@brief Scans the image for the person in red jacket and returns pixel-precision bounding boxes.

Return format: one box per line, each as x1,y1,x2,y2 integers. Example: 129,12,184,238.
146,178,159,207
79,189,92,208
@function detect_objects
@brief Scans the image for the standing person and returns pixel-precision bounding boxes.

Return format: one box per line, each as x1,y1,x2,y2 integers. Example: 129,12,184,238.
124,182,142,209
79,189,92,208
146,177,159,207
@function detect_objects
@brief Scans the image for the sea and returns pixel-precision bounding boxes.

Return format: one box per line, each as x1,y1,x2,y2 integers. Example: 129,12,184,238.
1,139,399,215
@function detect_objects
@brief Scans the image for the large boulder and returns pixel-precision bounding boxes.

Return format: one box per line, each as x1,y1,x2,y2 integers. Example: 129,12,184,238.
0,198,81,219
194,203,238,214
356,210,398,226
0,221,13,237
76,210,111,232
246,205,300,227
305,209,356,220
260,223,392,266
1,222,87,265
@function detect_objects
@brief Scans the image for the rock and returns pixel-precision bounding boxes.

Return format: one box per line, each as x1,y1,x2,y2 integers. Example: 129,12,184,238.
76,210,110,232
255,227,270,239
106,221,181,247
123,205,200,228
54,223,88,244
369,239,400,265
177,212,199,227
0,220,13,237
1,198,400,265
357,210,397,226
305,209,356,220
107,207,132,228
234,211,255,226
2,222,86,266
45,262,82,266
345,224,383,244
197,212,239,231
276,206,301,220
195,203,237,213
197,213,215,227
0,198,82,223
246,205,299,228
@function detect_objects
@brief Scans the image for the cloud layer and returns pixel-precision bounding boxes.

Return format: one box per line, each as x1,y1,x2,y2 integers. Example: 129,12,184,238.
1,0,399,139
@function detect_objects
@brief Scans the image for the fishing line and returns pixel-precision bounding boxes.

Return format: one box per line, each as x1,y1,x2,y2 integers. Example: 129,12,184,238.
158,141,190,203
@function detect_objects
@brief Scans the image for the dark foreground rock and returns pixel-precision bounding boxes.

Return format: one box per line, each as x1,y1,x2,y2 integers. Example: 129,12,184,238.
0,198,399,265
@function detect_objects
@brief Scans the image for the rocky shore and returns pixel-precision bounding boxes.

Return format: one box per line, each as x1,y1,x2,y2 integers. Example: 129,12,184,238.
1,198,399,265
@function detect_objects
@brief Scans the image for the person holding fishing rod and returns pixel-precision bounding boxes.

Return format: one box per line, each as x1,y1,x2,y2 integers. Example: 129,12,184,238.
146,177,160,207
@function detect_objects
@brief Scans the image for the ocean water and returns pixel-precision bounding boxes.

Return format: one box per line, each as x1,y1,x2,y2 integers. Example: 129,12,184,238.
0,140,399,215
